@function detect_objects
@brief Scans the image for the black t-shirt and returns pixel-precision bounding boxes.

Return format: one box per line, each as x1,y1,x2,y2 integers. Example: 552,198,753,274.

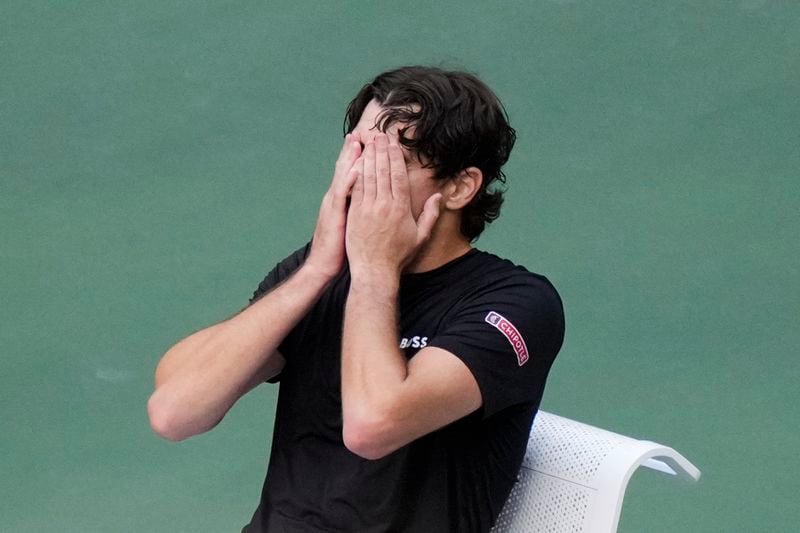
243,244,565,533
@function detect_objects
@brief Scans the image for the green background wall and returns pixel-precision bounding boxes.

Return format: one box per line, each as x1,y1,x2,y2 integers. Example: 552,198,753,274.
2,1,797,531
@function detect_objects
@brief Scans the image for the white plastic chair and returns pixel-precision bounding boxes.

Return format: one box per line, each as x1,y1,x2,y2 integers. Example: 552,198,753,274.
491,411,701,533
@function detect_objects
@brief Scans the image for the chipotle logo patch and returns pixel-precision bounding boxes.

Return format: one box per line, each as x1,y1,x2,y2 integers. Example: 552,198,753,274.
485,311,529,366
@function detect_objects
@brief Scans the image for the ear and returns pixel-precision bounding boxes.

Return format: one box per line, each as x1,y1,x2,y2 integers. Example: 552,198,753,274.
442,167,483,210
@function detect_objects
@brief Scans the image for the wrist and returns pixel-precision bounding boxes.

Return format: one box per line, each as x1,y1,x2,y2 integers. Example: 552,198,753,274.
298,262,338,286
349,265,400,296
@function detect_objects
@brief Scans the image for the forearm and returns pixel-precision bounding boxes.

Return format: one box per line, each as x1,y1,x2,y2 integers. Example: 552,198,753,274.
148,264,331,441
341,271,408,436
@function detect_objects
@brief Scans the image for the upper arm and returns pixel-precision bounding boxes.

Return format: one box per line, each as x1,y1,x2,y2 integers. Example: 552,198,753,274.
349,276,565,459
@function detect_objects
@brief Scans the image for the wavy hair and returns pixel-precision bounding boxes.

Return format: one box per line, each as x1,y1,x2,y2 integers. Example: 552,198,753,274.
343,66,516,241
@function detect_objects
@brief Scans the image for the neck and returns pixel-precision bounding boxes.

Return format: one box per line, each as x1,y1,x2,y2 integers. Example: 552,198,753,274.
405,211,473,274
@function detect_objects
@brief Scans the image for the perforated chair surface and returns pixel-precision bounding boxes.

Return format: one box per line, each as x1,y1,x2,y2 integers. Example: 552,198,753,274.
491,411,701,533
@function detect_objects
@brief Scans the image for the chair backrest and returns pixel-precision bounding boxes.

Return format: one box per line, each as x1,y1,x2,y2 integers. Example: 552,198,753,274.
490,411,701,533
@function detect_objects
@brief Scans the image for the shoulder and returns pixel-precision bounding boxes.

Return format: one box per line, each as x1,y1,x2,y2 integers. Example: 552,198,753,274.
464,250,563,314
426,251,566,417
442,250,565,352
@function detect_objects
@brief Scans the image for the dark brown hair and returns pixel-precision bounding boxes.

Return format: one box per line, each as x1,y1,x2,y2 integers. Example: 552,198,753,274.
343,66,516,241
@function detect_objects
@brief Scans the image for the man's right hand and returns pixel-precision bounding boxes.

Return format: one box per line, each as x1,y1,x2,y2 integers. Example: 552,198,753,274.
148,135,363,442
305,132,363,279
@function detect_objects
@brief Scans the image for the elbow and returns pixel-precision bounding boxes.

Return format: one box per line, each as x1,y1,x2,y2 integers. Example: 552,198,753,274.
342,413,396,461
147,390,194,442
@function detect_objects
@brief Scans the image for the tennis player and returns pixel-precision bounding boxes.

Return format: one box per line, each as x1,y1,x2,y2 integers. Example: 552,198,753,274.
148,65,565,532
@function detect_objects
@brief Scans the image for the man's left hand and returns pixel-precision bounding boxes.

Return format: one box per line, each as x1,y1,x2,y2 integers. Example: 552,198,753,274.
345,133,442,279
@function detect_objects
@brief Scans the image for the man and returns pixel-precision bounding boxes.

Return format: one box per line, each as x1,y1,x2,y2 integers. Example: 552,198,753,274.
148,66,565,532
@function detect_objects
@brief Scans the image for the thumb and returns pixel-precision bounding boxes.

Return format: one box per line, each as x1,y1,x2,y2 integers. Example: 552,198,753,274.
416,193,443,245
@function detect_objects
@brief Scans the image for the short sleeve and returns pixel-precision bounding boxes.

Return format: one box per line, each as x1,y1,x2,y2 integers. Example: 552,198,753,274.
248,242,311,381
426,275,565,419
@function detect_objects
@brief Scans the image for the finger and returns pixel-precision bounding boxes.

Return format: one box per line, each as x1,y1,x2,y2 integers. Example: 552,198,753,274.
362,140,377,201
374,133,391,200
350,156,365,204
416,193,443,246
336,137,361,179
348,130,363,159
346,140,362,171
337,133,352,161
332,161,362,210
333,133,361,186
344,157,361,194
388,138,409,200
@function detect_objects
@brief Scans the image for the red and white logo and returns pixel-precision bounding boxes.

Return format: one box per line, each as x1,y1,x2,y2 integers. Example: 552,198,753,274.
485,311,529,366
